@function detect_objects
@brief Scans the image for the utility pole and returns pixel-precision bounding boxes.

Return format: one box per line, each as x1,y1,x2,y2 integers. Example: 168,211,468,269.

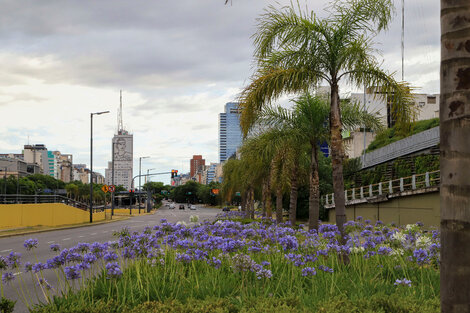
111,139,115,217
138,156,149,214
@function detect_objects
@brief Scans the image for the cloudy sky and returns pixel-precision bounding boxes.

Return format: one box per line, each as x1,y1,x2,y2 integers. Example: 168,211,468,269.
0,0,440,185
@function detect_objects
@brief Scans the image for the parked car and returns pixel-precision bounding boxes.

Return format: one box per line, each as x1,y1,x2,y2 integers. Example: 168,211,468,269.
222,207,230,212
169,203,175,209
190,204,196,210
179,204,185,210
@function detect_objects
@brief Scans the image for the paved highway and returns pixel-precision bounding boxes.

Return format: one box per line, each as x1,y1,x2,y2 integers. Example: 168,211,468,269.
0,203,221,313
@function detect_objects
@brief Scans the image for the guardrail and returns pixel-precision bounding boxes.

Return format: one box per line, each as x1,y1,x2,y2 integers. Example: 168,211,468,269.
0,195,105,212
324,170,440,206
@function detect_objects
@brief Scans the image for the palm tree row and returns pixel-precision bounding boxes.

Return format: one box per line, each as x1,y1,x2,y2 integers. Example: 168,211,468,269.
222,93,382,230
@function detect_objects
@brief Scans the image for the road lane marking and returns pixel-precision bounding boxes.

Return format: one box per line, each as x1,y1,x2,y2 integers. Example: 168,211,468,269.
47,241,55,244
91,233,97,235
13,272,22,276
0,249,12,253
102,231,108,233
79,236,84,238
63,238,71,241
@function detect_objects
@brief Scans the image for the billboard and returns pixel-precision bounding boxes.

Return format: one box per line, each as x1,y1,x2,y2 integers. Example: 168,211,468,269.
114,136,133,161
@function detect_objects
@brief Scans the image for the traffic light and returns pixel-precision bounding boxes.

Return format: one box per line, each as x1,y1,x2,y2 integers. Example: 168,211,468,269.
174,170,178,177
171,169,178,178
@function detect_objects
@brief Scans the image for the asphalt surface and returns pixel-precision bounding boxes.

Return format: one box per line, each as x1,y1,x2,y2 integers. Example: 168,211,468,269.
0,203,221,313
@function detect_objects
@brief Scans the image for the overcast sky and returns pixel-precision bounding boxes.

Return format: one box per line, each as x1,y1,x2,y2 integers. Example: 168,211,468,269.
0,0,440,185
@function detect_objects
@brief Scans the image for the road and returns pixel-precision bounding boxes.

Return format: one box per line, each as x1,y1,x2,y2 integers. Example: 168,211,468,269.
0,203,221,313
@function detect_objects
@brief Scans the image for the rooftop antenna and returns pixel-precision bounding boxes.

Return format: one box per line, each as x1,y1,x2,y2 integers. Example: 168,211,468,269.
118,90,124,134
401,0,405,81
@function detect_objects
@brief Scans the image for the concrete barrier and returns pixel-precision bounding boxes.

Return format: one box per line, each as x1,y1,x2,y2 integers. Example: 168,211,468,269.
0,203,105,229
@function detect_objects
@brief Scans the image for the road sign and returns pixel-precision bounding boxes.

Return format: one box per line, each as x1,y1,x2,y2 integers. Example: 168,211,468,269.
101,185,109,193
109,185,115,193
235,192,241,196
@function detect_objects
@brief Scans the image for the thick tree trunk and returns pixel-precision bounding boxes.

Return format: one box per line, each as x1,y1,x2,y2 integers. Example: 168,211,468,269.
249,187,255,219
276,188,283,223
330,82,347,239
288,165,298,226
308,144,320,231
261,180,267,217
265,177,272,219
440,1,470,311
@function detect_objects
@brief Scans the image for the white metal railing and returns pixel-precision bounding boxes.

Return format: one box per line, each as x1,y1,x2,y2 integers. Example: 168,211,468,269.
324,170,440,206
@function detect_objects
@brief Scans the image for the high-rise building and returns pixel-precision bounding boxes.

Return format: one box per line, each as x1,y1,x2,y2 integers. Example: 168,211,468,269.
190,155,205,177
105,91,133,190
219,102,243,163
23,144,48,175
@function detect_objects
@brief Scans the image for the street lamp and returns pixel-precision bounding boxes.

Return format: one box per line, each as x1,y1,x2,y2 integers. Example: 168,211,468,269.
90,110,110,223
146,168,156,184
138,156,150,214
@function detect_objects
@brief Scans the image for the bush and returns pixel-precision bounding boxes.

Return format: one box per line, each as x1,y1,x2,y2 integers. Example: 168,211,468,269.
0,297,15,313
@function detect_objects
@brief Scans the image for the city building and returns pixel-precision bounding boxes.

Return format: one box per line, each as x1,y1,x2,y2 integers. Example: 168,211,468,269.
190,155,205,177
23,144,49,175
73,164,89,184
105,92,133,190
205,163,218,184
0,156,29,178
219,102,243,163
57,153,73,183
47,151,59,179
93,172,105,184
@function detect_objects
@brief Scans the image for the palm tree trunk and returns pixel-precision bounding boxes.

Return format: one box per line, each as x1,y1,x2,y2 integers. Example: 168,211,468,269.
276,188,283,223
330,81,347,239
308,144,320,231
261,180,267,217
249,187,255,219
440,1,470,311
266,177,272,219
288,165,298,226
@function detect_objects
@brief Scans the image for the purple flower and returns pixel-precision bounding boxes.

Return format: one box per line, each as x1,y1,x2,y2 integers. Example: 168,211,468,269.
23,238,39,250
32,262,45,273
64,265,81,280
378,246,392,255
394,278,411,287
301,267,316,276
256,268,272,279
413,248,429,265
318,265,334,273
2,272,15,284
50,244,61,252
37,278,53,290
261,261,271,267
206,257,222,269
104,252,118,261
24,262,33,272
6,252,21,268
106,262,122,278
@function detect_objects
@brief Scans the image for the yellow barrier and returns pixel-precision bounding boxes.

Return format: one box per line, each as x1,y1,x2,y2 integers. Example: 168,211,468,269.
104,208,149,215
0,203,105,229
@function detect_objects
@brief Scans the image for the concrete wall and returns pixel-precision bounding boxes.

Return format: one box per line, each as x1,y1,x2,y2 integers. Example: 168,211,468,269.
0,203,105,229
327,192,439,227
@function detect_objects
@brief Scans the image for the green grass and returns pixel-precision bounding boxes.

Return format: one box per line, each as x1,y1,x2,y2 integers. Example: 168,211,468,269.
31,249,439,312
366,118,439,152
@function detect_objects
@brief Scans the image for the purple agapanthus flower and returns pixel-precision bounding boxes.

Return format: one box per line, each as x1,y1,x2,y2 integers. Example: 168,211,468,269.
394,278,411,287
23,238,39,250
301,267,316,276
106,262,122,278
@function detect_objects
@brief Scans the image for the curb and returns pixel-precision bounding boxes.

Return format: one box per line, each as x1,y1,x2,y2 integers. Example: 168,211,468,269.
0,216,132,238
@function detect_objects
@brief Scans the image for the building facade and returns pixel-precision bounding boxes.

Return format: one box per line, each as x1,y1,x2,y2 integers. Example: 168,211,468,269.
219,102,243,163
23,144,48,175
190,155,205,177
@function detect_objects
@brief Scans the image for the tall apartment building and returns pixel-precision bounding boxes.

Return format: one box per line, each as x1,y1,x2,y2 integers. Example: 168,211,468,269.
219,102,243,163
105,92,133,190
190,155,205,177
205,163,218,184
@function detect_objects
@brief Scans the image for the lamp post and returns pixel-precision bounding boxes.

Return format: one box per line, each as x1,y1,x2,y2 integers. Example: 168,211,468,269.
111,140,116,217
146,168,156,184
138,156,150,214
90,111,110,223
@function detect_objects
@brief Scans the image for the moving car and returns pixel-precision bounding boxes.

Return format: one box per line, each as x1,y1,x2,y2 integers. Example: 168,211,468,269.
179,204,185,210
169,203,175,209
190,204,196,210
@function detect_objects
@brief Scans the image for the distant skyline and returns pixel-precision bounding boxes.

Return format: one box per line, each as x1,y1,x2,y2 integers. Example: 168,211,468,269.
0,0,440,185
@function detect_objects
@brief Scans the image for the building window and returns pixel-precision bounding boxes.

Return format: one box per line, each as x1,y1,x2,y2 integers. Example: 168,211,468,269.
418,102,425,107
427,96,436,104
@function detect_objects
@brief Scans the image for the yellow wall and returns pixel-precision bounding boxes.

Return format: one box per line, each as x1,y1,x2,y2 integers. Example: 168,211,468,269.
327,192,440,227
0,203,105,229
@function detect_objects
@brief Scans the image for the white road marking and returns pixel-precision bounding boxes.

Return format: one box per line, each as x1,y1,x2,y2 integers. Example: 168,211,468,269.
0,249,12,253
79,235,84,238
13,272,22,276
102,231,108,233
91,233,97,235
62,238,71,241
47,241,55,244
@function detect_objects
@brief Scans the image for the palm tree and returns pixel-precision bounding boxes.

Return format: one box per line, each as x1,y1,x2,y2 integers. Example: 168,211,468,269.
260,93,382,230
238,0,413,238
440,0,470,310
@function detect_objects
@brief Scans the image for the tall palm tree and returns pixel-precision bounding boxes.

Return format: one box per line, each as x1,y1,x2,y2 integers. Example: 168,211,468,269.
260,94,382,230
440,0,470,311
238,0,413,238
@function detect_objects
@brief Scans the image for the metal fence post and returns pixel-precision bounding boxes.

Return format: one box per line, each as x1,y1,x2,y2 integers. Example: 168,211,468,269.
389,180,393,194
352,188,355,200
360,187,364,199
425,172,430,187
369,184,373,197
400,178,404,192
378,182,382,195
344,190,348,201
412,175,416,190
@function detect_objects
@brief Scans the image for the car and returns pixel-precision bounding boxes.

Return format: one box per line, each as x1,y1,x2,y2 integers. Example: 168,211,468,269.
190,204,196,210
169,203,175,209
222,207,230,212
179,204,185,210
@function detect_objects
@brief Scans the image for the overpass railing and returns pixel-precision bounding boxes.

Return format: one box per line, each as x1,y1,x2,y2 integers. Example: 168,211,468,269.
324,170,440,206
